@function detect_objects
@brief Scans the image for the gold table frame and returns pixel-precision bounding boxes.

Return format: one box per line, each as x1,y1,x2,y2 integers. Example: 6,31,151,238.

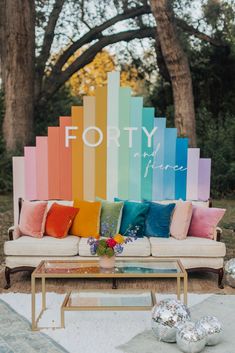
61,289,157,328
31,258,188,330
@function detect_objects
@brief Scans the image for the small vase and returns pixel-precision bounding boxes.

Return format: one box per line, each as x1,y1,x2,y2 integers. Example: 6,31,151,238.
99,255,115,269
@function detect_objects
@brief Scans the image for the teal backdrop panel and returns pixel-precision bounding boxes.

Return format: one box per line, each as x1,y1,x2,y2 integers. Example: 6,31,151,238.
141,107,155,200
129,97,143,201
163,128,177,199
175,138,188,200
118,87,131,199
152,118,166,200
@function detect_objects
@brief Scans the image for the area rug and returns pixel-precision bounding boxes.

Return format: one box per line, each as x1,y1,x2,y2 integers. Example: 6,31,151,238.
0,298,68,353
0,292,212,353
119,295,235,353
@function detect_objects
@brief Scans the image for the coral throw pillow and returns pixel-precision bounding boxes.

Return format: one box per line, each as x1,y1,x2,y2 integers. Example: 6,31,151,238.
19,200,48,238
45,203,79,238
170,201,193,240
188,206,226,239
70,200,101,238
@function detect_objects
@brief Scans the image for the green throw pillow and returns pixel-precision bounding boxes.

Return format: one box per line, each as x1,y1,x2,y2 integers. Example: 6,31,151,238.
96,198,124,237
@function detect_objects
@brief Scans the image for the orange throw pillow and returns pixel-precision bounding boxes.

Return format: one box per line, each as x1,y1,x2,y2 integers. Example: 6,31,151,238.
70,200,101,238
45,203,79,238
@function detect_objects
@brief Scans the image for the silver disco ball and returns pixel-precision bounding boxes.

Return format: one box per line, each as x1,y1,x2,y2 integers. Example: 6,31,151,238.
225,259,235,287
176,321,207,353
197,316,222,346
152,298,191,343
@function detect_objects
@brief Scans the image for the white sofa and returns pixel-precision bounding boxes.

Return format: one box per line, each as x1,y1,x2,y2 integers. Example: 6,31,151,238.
3,199,226,289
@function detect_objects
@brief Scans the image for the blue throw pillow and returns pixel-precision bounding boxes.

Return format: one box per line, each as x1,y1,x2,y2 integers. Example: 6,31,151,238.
114,198,149,238
144,201,175,237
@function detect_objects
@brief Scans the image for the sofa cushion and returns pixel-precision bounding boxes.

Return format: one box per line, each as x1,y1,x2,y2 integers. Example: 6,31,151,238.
4,235,80,256
150,236,226,258
79,236,151,257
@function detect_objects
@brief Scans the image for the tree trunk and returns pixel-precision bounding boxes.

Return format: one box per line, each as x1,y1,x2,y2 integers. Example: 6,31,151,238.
150,0,196,147
0,0,35,153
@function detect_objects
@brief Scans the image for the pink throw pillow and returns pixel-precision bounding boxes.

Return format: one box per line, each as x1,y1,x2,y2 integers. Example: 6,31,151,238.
188,206,226,239
170,201,193,240
18,200,48,238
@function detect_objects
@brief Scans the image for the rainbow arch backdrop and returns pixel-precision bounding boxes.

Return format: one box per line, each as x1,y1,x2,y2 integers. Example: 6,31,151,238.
12,71,211,223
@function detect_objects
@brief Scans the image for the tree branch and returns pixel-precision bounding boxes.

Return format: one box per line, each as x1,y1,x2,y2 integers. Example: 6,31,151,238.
176,17,227,47
40,27,155,103
52,5,152,74
37,0,65,73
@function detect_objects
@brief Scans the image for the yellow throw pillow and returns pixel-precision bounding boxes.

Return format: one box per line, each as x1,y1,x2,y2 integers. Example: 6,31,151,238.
70,200,101,238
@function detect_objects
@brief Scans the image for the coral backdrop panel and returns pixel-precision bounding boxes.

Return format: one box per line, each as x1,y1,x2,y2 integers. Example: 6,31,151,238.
48,127,60,199
72,106,84,200
59,116,72,200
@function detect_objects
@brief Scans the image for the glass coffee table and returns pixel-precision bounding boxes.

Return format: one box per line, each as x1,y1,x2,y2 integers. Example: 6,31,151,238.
31,259,187,330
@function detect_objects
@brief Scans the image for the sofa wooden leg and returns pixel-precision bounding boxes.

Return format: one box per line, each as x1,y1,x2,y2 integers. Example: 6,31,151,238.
218,268,224,289
112,278,118,289
4,267,11,289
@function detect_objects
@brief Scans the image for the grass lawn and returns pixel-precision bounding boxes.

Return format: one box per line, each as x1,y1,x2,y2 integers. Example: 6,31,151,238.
0,194,234,264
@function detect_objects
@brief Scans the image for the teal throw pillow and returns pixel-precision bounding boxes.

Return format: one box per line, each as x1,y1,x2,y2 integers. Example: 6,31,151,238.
114,198,149,238
144,201,175,237
96,198,124,237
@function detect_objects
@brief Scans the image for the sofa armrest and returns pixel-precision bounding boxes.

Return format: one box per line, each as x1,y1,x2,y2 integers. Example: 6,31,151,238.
8,226,15,241
215,227,222,242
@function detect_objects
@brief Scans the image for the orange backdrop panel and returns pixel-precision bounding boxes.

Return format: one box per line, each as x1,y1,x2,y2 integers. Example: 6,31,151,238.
72,106,84,200
48,127,60,199
95,86,107,199
59,116,72,200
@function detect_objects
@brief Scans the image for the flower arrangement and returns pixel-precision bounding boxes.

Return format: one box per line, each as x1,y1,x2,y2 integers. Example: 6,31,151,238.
87,217,139,258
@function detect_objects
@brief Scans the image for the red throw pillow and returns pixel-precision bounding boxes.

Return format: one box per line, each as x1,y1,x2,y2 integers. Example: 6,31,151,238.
45,203,79,238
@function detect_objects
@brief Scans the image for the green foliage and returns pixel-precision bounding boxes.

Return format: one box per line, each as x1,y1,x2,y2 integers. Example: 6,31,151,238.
197,108,235,198
35,85,81,136
96,239,115,257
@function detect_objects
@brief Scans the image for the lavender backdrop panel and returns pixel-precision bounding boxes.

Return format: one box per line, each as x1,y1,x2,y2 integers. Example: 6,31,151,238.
186,148,200,200
198,158,211,201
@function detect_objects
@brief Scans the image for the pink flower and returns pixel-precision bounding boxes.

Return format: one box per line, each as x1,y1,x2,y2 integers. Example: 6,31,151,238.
106,238,117,248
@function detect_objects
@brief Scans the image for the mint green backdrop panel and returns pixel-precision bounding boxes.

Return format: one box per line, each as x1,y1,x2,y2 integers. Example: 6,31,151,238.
163,128,177,199
129,97,143,201
141,107,155,200
152,118,166,200
118,87,131,199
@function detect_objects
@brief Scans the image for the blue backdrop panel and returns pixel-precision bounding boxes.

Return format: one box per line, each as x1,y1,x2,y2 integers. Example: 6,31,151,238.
163,128,177,199
152,118,166,200
175,138,188,200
